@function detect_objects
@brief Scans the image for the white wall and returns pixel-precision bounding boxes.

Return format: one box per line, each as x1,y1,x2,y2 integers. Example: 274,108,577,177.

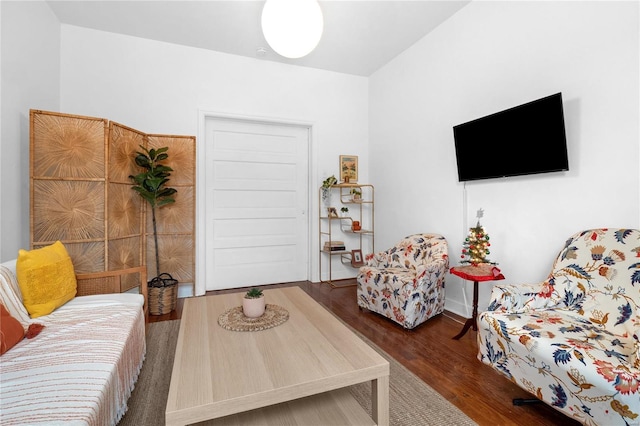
59,25,370,284
369,1,639,316
3,1,639,318
0,1,60,261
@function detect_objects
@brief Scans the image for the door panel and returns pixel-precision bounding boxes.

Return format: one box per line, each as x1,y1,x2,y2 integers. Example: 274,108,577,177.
204,118,309,290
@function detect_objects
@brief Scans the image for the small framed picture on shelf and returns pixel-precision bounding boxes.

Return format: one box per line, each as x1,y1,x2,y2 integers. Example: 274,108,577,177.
351,249,364,267
327,207,338,218
339,155,358,183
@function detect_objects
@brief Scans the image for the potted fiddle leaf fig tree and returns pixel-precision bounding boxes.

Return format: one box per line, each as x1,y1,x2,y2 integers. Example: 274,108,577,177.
129,145,178,315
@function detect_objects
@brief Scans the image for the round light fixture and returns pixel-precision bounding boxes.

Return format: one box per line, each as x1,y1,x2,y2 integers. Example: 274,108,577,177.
261,0,323,59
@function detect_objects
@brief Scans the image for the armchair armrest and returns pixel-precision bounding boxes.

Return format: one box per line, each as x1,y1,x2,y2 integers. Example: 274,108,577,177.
364,251,391,268
415,255,450,277
75,266,148,315
486,281,559,313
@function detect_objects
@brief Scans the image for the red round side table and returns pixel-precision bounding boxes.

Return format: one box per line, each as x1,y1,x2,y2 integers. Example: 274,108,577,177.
450,263,505,340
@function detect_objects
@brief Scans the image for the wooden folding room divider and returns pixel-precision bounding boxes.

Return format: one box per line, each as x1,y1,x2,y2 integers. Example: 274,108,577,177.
29,110,196,295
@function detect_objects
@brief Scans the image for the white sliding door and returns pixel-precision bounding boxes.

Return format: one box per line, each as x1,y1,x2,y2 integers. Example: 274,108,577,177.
203,117,309,291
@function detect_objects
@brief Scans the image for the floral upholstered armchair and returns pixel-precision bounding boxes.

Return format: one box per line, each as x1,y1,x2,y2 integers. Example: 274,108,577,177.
356,233,449,329
478,228,640,425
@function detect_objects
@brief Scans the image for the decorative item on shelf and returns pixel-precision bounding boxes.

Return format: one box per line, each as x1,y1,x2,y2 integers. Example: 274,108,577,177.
242,287,265,318
459,208,495,266
351,221,361,232
321,174,337,206
340,206,349,217
129,145,179,315
351,249,364,267
327,207,338,218
323,241,345,251
339,155,358,183
351,187,362,201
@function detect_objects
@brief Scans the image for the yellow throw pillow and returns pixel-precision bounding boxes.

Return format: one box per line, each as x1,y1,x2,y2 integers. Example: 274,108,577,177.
16,241,77,318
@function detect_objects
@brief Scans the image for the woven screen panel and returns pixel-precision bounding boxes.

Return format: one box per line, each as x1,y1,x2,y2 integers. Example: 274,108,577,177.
145,134,195,288
146,186,194,235
31,110,196,295
30,110,108,272
108,237,143,290
108,237,142,270
32,180,105,243
146,234,194,283
31,111,106,179
108,121,144,281
147,135,195,186
108,182,143,238
109,122,146,183
33,241,105,274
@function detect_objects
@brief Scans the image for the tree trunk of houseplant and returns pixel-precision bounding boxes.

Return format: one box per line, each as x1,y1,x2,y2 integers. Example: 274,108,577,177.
147,205,178,315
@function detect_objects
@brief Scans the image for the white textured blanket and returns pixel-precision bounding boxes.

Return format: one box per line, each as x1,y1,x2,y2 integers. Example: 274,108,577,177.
0,299,146,426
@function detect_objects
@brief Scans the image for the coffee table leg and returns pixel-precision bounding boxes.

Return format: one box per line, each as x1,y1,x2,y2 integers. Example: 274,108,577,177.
372,375,390,426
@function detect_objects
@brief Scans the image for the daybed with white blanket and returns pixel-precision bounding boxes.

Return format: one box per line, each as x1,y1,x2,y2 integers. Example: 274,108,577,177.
0,247,147,426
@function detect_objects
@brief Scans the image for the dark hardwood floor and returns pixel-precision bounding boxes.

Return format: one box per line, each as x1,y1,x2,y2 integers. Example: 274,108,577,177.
148,279,579,426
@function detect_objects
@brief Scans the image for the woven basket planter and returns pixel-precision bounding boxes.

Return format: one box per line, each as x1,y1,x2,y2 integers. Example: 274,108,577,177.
148,273,178,315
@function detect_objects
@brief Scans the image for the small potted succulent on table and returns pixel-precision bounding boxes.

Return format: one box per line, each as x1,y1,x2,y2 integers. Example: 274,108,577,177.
243,287,265,318
340,206,349,217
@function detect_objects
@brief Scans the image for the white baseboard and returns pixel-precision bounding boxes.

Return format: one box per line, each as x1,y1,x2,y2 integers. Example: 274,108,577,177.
444,298,470,319
178,282,193,298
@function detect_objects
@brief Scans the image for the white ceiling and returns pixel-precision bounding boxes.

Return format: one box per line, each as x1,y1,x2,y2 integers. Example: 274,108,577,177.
46,0,471,76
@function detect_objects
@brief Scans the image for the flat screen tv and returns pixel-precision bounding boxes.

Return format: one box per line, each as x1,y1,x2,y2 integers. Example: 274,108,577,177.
453,92,569,182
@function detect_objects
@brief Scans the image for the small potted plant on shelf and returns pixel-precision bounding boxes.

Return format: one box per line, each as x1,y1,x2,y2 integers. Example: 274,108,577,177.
351,187,362,201
243,287,265,318
340,206,349,217
321,175,337,205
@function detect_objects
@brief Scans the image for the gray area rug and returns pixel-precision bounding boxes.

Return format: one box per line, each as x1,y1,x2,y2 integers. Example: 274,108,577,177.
119,320,477,425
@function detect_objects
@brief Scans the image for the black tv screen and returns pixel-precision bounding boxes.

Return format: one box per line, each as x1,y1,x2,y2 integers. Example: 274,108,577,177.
453,92,569,182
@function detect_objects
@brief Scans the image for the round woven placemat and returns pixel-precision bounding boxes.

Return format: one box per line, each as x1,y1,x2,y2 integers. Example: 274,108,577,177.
218,304,289,332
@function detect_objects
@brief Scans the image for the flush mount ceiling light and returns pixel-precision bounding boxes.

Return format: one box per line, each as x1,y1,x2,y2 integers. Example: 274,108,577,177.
261,0,323,59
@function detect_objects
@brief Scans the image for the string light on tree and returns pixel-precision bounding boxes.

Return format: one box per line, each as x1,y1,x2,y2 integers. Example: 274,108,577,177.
460,209,494,266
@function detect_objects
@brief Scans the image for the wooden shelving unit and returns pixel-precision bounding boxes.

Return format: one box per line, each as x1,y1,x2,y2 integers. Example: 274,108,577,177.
318,183,374,286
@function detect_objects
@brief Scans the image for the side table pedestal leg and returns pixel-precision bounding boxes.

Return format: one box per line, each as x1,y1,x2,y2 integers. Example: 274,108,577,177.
452,318,474,340
452,280,479,340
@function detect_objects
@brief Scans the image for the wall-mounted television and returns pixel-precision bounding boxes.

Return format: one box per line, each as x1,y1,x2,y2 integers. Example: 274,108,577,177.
453,92,569,182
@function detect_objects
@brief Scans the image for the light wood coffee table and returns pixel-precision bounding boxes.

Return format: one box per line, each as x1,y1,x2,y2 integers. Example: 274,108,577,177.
165,286,389,426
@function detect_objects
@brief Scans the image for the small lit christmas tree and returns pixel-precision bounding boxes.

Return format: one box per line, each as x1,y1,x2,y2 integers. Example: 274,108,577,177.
460,209,493,265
